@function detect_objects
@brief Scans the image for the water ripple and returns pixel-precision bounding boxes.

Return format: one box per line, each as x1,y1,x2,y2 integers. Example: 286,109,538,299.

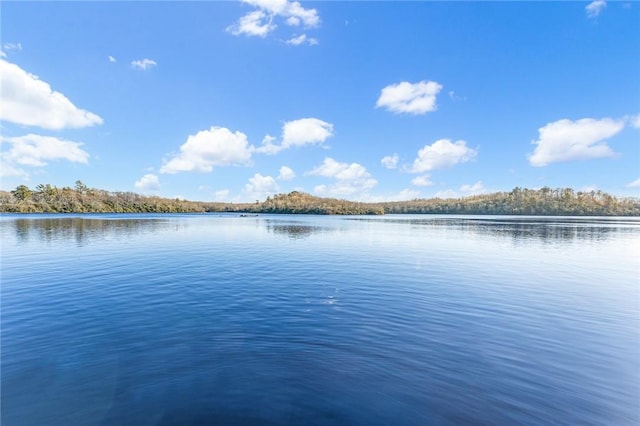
1,214,638,425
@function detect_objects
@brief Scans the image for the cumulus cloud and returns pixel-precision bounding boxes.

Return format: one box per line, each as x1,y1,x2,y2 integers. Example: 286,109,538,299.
160,126,254,174
0,59,103,130
628,114,640,129
108,55,117,63
381,154,399,169
410,139,477,173
256,118,333,154
134,174,160,192
309,157,369,180
626,178,640,188
528,117,624,167
227,10,276,37
376,80,443,115
228,0,320,39
283,118,333,147
308,157,377,197
411,175,433,187
244,0,320,27
244,173,279,200
278,165,295,180
131,58,157,70
1,134,89,178
586,0,606,18
286,34,318,46
460,181,487,195
256,134,280,155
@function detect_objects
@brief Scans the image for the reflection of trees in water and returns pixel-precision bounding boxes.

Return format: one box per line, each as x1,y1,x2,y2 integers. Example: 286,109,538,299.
350,217,640,243
12,217,170,246
265,221,327,239
463,222,619,244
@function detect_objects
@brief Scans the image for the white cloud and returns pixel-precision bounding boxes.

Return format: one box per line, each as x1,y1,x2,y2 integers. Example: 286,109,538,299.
243,0,320,27
626,178,640,188
0,51,5,58
286,16,301,26
1,134,89,179
278,165,295,180
283,1,320,27
448,90,466,102
131,58,157,70
381,153,399,169
410,139,477,173
134,174,160,192
160,126,254,174
308,157,377,197
257,118,333,154
309,157,367,180
228,0,320,39
460,181,487,195
285,34,318,46
244,173,279,200
256,134,280,155
411,175,433,187
227,10,276,37
0,59,103,130
586,0,606,18
376,80,443,115
528,117,624,167
3,42,22,52
108,55,117,63
283,118,333,148
628,114,640,129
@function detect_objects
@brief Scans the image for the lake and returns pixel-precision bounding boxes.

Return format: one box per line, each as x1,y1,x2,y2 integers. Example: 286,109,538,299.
1,214,638,425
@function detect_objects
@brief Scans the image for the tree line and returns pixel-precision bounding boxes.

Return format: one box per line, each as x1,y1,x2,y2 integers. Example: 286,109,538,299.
377,187,640,216
1,181,638,216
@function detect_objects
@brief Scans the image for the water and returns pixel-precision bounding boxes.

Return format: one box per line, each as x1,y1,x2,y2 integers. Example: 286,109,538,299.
1,214,638,425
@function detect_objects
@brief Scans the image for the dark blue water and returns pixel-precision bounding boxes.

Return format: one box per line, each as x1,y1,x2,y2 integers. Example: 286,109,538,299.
2,214,639,425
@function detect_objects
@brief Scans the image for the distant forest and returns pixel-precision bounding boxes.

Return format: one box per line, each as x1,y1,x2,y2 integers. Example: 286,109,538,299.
1,181,639,216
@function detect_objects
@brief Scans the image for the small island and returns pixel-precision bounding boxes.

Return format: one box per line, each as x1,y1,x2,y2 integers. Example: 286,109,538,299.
2,181,638,216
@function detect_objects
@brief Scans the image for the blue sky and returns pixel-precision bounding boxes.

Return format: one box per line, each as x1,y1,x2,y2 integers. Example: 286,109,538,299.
1,0,639,202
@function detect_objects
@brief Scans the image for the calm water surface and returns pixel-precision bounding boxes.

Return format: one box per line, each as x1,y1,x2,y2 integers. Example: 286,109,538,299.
1,214,639,425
